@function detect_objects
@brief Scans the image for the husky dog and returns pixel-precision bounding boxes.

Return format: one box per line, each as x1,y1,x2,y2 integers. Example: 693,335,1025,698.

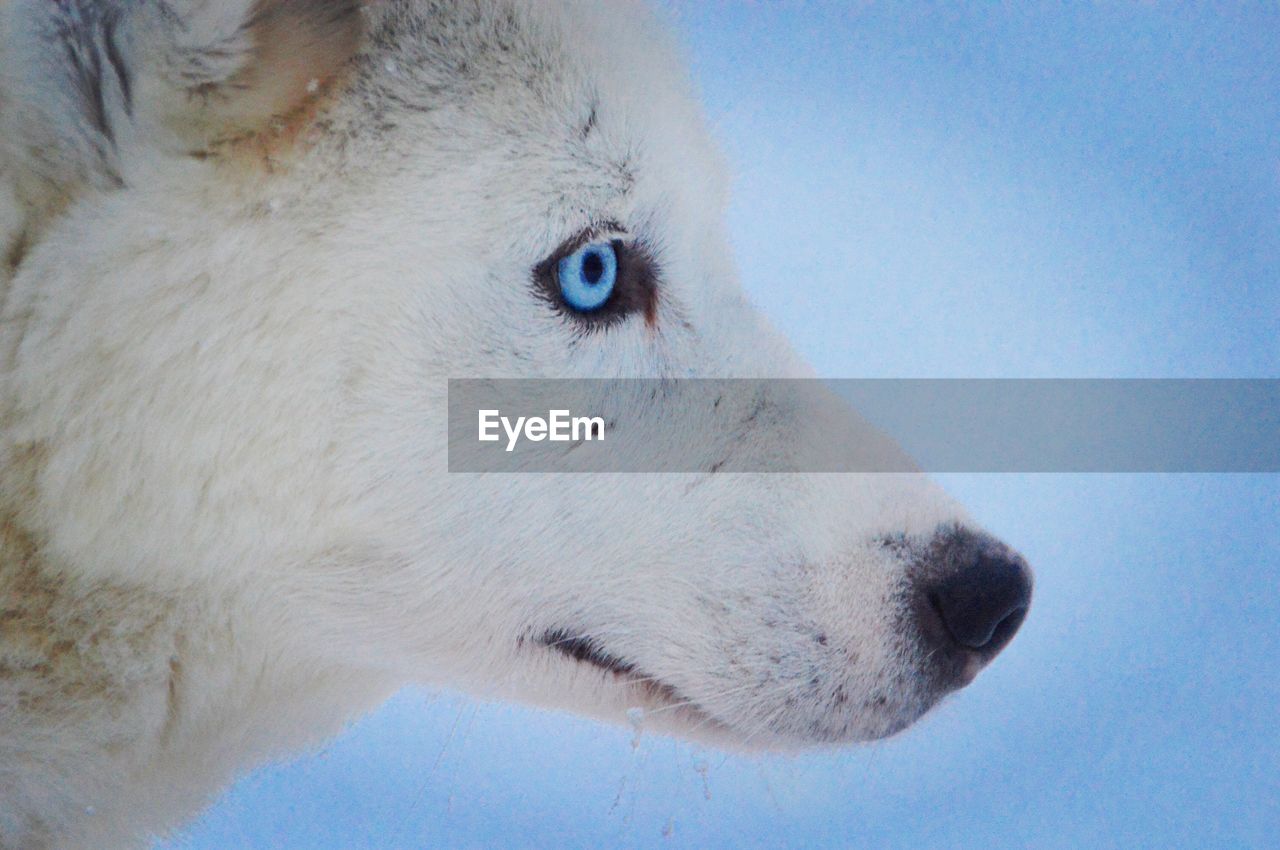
0,1,1032,846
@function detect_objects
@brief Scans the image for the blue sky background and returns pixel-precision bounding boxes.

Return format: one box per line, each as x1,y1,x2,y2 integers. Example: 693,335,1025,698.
166,4,1279,847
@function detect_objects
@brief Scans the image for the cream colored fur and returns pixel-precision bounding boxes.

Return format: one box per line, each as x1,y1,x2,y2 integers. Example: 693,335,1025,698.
0,2,1003,847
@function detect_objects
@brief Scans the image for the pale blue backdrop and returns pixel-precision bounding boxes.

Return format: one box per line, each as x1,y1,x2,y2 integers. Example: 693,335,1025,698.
165,3,1279,847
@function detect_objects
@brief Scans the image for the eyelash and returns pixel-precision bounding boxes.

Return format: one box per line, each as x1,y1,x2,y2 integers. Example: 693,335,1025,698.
533,232,658,329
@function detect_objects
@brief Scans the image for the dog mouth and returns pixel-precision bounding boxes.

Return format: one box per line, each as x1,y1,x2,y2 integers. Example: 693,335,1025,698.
540,629,638,675
536,628,724,731
533,628,932,747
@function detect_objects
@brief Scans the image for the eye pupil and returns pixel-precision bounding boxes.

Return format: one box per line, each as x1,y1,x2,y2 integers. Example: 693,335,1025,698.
582,252,605,285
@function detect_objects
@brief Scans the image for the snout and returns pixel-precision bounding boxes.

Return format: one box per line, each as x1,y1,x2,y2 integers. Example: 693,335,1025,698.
909,526,1033,689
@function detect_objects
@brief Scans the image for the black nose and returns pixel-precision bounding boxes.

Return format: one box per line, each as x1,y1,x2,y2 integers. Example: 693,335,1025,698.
914,528,1033,661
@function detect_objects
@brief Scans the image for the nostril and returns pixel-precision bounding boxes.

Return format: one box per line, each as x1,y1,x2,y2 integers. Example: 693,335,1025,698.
922,545,1033,656
988,603,1029,648
929,586,1027,650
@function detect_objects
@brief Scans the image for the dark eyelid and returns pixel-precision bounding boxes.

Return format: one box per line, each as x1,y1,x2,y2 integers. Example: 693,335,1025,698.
549,221,628,260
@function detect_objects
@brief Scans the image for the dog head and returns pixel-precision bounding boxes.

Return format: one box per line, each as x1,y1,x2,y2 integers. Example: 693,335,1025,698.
0,0,1030,746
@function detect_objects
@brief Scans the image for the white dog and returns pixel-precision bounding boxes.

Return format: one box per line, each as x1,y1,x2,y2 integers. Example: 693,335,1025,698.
0,2,1031,847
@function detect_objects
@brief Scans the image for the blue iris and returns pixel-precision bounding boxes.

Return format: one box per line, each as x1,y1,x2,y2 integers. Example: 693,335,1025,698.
557,241,617,313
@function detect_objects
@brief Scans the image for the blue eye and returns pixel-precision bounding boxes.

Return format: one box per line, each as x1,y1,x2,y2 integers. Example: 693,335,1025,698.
557,241,617,313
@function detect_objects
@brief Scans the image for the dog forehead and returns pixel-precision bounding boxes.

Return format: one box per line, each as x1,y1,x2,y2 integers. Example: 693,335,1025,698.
354,0,724,201
369,1,683,93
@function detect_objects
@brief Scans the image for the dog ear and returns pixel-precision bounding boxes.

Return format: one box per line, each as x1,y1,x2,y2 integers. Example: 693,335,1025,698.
0,0,363,234
145,0,365,148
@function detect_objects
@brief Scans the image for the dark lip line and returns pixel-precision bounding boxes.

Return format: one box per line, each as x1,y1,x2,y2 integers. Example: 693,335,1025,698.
539,628,638,676
536,628,712,721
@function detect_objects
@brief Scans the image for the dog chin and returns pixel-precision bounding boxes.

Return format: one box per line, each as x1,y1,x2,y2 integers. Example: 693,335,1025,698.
527,630,933,750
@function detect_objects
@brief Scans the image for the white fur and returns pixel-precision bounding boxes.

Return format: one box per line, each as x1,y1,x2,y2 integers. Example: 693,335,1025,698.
0,2,991,847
